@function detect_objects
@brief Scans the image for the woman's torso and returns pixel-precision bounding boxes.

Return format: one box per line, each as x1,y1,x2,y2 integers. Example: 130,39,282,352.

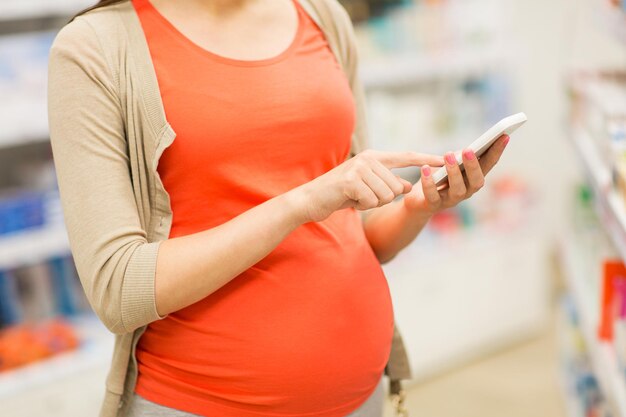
132,0,394,415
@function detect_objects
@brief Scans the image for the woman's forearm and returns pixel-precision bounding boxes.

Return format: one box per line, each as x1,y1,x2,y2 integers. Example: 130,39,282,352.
362,199,433,264
153,149,442,316
154,189,307,316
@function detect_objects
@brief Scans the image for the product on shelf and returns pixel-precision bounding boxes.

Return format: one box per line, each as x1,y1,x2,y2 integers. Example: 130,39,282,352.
559,295,614,417
562,184,626,416
0,188,45,236
48,255,89,316
0,31,55,144
0,318,79,372
614,277,626,375
597,261,626,381
598,261,626,342
569,71,626,203
0,187,62,236
0,270,21,327
14,262,56,322
0,253,93,372
573,185,598,231
568,184,620,333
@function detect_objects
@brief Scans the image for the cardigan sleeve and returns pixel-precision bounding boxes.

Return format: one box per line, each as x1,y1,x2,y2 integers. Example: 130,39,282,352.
48,17,166,335
345,33,370,158
328,0,370,158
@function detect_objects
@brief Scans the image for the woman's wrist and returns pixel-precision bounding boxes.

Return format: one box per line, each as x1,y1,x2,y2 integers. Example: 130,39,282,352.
281,186,313,227
401,196,437,223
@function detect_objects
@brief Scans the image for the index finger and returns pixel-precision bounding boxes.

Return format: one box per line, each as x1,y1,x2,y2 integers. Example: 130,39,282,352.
375,151,444,169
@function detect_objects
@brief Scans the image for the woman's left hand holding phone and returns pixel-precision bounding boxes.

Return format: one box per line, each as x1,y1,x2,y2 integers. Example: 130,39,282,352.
403,134,510,215
362,134,510,263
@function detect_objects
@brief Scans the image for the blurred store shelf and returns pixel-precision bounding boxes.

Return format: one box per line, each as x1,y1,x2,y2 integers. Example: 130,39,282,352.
0,105,49,149
0,224,70,270
560,375,586,417
0,315,114,400
359,47,505,89
558,235,626,417
571,127,626,264
0,0,92,23
0,30,55,148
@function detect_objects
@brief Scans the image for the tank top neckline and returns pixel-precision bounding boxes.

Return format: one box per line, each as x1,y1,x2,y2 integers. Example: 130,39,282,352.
133,0,306,67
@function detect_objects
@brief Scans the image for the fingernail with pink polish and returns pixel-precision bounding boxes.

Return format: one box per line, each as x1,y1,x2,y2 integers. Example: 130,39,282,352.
463,149,475,160
445,153,456,165
422,165,431,177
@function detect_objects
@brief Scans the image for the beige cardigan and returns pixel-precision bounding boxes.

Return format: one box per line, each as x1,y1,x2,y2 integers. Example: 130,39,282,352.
47,0,411,415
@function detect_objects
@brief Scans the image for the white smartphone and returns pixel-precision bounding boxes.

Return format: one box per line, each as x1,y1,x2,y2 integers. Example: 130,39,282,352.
431,112,528,186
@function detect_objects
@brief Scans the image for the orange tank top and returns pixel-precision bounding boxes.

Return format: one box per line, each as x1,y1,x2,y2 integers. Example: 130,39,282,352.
132,0,394,415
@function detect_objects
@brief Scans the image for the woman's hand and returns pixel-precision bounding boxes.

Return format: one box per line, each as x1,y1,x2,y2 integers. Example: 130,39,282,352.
403,134,509,215
295,149,444,223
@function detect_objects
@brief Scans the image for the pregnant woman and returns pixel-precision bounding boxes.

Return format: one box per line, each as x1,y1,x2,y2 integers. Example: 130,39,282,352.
47,0,508,416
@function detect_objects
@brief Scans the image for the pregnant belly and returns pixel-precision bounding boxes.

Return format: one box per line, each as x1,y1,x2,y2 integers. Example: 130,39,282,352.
135,213,394,415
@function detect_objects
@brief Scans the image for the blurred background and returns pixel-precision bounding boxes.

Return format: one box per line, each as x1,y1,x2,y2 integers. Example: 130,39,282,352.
0,0,625,416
